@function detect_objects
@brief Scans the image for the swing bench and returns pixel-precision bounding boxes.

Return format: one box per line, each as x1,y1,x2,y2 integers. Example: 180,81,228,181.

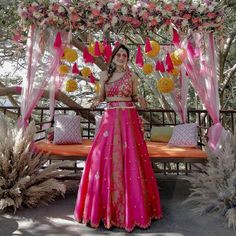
35,138,207,177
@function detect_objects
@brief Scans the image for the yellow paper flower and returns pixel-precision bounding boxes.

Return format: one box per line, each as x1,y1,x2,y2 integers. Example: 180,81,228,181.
143,63,153,74
170,67,180,76
64,48,78,63
94,82,100,94
65,79,78,92
157,77,174,93
146,41,160,58
170,49,184,66
88,42,104,57
58,64,70,75
81,67,92,77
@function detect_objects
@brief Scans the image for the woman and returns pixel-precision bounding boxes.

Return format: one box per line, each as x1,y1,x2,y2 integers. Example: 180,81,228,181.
74,44,162,232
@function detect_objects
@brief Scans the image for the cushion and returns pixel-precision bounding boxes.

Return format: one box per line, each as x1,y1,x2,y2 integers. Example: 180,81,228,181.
53,115,82,144
95,114,103,136
168,123,198,147
150,126,173,142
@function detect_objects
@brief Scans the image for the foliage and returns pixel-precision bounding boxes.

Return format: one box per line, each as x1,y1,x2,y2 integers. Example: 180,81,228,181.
185,132,236,230
0,113,67,212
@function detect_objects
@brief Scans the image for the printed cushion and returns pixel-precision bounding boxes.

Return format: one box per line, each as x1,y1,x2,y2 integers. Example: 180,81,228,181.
168,123,198,147
150,126,173,142
95,114,103,136
53,115,82,144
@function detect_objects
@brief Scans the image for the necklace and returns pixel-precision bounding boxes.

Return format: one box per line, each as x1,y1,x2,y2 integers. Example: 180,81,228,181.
115,67,126,73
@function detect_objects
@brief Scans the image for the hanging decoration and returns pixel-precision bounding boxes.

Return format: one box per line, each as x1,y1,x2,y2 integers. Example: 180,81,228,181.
65,79,78,92
157,77,174,93
143,63,153,75
58,64,70,75
155,60,165,73
72,62,80,74
81,67,92,77
146,41,160,58
63,47,78,63
135,45,144,67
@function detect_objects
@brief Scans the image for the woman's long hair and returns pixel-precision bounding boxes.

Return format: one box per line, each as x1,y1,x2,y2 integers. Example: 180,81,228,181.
107,44,130,82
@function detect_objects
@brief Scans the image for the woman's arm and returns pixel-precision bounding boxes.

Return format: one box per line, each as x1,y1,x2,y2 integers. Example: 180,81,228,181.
131,76,147,109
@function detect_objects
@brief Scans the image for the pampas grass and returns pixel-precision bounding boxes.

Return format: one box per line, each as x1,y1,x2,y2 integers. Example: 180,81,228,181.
185,132,236,230
0,113,68,212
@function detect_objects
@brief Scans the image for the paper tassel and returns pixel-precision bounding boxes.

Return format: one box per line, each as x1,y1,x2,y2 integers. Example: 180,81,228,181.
89,74,95,84
53,32,62,48
155,60,165,73
94,41,101,56
135,45,144,67
172,28,180,46
83,46,94,63
103,44,112,62
166,53,174,72
72,63,80,74
145,37,152,53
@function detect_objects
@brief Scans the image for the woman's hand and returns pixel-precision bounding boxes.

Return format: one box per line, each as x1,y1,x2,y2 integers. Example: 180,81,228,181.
138,96,147,109
90,99,100,109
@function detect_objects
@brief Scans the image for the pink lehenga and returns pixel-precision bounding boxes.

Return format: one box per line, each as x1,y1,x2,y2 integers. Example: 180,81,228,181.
74,70,162,232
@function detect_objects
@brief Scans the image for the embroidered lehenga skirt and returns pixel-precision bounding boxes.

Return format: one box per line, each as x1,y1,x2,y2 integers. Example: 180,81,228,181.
74,102,162,232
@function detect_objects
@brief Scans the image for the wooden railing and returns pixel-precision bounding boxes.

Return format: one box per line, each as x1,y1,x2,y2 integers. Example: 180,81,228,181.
1,106,235,140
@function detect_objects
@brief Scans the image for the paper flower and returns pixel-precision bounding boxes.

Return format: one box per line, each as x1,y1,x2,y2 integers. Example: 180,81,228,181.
170,50,183,66
143,63,153,75
146,41,160,58
88,42,104,57
157,77,174,93
170,67,180,76
58,64,70,75
64,48,78,63
65,79,78,92
81,67,92,77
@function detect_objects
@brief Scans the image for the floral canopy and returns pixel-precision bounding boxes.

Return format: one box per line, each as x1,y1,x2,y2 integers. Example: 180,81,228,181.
17,0,226,151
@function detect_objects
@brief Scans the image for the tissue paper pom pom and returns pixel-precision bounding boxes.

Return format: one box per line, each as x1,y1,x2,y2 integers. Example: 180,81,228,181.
64,48,78,63
65,79,78,92
157,77,174,93
146,41,160,58
58,64,70,75
170,67,180,76
143,63,153,74
81,67,92,77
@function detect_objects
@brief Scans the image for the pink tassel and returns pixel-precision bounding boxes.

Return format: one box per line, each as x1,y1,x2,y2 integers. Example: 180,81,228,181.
72,63,80,74
94,41,101,56
135,45,144,67
53,32,62,48
89,74,95,84
166,53,174,72
103,44,112,62
145,37,152,53
83,46,94,63
155,60,165,73
172,28,180,46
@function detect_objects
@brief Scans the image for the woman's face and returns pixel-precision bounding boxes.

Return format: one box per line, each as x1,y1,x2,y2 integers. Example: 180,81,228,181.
113,48,128,67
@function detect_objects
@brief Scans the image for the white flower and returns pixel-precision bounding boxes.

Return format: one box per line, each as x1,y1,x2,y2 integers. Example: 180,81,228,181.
69,7,75,11
131,6,138,13
58,6,65,13
155,16,161,22
48,12,55,18
32,2,38,7
33,12,42,19
121,6,128,15
208,6,215,12
111,16,118,26
104,23,110,31
191,2,199,9
107,2,114,9
182,20,188,27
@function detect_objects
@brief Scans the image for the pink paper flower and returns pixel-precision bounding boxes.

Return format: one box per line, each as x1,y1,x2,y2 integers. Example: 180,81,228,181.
178,2,185,11
164,4,172,12
192,17,200,23
183,14,191,20
207,12,216,19
91,9,100,17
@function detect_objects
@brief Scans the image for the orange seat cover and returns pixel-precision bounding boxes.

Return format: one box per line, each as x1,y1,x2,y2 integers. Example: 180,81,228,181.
35,139,207,160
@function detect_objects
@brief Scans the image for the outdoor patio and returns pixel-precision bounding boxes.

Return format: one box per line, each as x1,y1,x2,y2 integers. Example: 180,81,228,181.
1,179,234,236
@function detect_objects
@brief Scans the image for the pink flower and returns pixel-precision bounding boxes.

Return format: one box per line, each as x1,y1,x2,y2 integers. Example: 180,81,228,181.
148,3,156,10
178,2,185,11
150,19,158,26
165,19,171,25
52,3,59,11
183,14,191,20
131,19,141,27
71,13,79,22
114,2,122,10
192,17,200,23
142,11,149,20
164,4,172,12
91,9,100,16
207,12,216,19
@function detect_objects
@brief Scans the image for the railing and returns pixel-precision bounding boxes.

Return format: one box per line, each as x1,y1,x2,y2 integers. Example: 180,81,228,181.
1,106,235,141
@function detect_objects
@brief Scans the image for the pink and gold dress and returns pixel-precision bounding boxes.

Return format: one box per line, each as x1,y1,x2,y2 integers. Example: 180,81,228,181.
74,70,162,232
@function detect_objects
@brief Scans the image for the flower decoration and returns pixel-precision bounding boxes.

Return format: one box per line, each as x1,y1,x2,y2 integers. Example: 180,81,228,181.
170,50,183,66
81,67,92,77
88,42,104,57
94,82,100,94
65,79,78,92
170,67,180,76
143,63,153,75
58,64,70,75
18,1,224,35
146,41,160,58
157,77,174,93
64,47,78,63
